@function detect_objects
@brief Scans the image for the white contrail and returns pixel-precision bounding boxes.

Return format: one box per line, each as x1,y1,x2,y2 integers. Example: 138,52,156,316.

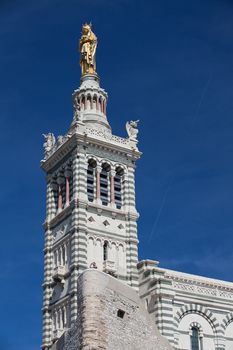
191,74,212,127
147,74,212,244
147,176,173,243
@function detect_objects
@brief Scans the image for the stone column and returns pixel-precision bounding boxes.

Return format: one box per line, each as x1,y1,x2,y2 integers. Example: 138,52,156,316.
63,305,67,327
100,99,103,113
90,95,93,110
64,169,71,207
96,96,99,111
57,175,64,213
64,244,67,265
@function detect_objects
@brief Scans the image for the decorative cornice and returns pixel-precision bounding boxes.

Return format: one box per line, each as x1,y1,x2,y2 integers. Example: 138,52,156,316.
41,127,141,172
166,273,233,292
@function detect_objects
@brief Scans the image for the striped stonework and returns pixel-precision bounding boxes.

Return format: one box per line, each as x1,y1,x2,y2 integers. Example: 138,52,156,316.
41,70,141,348
222,312,233,330
174,303,222,336
138,260,233,350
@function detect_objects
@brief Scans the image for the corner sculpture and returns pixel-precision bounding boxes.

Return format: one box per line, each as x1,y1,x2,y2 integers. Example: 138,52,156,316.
79,23,97,76
126,120,139,140
42,133,55,157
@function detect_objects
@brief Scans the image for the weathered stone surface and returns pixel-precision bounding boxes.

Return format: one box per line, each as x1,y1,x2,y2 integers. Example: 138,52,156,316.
53,269,173,350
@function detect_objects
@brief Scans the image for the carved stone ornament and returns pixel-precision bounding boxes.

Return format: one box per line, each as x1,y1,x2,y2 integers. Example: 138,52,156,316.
72,96,83,123
57,135,64,146
126,120,139,140
42,133,56,157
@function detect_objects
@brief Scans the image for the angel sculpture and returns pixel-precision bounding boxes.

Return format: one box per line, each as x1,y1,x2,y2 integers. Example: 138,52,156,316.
126,120,139,140
43,133,55,157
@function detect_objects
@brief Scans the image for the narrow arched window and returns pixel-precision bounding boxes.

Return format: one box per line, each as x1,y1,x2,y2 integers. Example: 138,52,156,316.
191,327,200,350
93,95,97,111
87,159,96,202
81,95,85,110
114,167,124,209
87,95,91,109
103,241,108,261
99,97,102,112
100,163,110,206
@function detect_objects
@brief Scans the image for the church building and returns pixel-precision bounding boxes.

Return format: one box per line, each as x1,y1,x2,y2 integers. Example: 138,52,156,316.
41,25,233,350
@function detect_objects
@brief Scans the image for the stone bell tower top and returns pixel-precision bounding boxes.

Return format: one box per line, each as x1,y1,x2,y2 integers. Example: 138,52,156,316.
41,24,140,164
72,73,110,132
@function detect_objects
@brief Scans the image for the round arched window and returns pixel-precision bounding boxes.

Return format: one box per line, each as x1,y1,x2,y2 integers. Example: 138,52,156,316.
191,326,200,350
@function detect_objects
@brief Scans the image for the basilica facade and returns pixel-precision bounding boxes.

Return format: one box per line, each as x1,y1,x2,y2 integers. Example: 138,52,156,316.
41,25,233,350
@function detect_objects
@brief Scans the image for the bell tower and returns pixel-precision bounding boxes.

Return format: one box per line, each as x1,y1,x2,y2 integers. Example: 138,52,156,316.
41,24,141,350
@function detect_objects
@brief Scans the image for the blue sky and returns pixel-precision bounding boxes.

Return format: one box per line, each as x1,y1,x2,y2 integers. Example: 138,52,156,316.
1,0,233,348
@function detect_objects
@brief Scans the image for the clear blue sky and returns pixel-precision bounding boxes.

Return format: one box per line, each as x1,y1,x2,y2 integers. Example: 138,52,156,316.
1,0,233,348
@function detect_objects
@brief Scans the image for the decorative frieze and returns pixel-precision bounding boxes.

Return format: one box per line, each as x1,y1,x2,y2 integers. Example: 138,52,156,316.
172,279,233,300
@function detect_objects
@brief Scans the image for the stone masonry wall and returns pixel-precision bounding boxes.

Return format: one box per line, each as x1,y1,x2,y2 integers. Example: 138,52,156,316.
53,269,173,350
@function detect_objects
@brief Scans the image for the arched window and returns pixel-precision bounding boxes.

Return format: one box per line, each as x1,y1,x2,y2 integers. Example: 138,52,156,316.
103,241,108,261
93,95,97,111
87,159,96,202
81,95,85,110
100,163,110,206
191,327,200,350
87,95,91,109
114,167,124,209
99,97,102,112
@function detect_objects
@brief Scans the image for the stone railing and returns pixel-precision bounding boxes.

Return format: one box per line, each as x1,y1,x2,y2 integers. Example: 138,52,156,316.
86,128,129,146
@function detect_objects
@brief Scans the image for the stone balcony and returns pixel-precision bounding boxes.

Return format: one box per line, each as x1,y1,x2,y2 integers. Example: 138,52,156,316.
103,260,116,276
53,265,66,284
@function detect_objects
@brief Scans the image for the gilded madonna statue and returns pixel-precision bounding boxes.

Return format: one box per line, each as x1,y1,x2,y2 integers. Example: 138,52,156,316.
79,23,97,76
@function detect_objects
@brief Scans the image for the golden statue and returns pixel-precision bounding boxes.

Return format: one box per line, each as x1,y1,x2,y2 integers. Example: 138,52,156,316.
79,23,97,76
